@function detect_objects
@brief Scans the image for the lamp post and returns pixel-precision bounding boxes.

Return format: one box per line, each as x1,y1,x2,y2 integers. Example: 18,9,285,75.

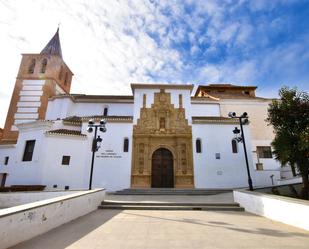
87,119,107,190
228,112,254,191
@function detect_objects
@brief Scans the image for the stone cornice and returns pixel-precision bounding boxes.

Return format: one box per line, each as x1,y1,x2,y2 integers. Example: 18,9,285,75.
63,115,133,125
131,83,194,93
192,116,239,124
16,120,54,131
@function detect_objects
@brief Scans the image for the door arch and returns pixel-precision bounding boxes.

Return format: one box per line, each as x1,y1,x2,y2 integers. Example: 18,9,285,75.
151,148,174,188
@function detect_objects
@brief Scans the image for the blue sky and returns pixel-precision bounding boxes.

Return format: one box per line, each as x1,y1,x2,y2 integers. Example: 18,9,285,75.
0,0,308,126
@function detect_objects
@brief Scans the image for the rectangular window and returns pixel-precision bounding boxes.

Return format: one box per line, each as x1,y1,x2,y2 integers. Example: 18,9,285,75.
257,146,272,158
22,140,35,161
123,139,129,152
4,157,9,165
231,139,238,153
62,156,71,165
196,139,202,153
215,153,221,159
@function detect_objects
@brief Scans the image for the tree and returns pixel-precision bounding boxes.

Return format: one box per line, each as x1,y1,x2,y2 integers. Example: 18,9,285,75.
267,87,309,199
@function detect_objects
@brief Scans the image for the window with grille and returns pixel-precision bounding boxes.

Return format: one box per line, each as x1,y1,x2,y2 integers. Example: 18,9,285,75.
257,146,272,158
22,140,36,161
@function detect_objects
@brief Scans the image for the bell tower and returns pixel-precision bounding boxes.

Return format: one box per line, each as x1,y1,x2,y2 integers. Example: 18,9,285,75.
1,28,73,143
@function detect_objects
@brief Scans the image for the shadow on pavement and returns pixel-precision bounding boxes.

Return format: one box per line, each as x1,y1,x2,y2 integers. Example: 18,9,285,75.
10,210,122,249
123,211,308,238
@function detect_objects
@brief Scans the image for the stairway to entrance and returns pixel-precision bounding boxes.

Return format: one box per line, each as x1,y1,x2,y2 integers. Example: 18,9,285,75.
112,188,232,195
99,189,244,211
98,200,244,211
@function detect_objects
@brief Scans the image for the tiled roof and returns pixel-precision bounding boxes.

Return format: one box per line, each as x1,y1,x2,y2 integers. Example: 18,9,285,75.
206,84,257,89
40,28,62,58
49,94,134,103
192,116,240,124
204,93,267,100
63,115,133,125
0,139,17,145
46,129,86,137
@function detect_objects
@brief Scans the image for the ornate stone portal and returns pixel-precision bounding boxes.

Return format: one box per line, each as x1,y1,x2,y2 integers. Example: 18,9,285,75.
131,89,194,188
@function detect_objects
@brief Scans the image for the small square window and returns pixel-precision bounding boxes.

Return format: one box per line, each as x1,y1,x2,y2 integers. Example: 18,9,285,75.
62,156,70,165
215,153,221,159
4,157,9,165
65,186,70,190
53,184,58,188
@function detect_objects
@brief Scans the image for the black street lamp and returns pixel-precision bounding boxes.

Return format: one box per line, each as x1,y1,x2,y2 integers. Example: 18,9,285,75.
228,112,254,191
87,119,107,190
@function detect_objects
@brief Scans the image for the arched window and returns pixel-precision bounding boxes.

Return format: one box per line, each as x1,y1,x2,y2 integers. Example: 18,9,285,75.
196,139,202,153
64,72,68,85
40,58,47,73
103,107,108,116
59,66,63,80
232,139,238,153
28,59,36,74
123,138,129,152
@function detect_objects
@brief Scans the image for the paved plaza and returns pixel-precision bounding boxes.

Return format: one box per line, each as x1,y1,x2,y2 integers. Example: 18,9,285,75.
10,194,309,249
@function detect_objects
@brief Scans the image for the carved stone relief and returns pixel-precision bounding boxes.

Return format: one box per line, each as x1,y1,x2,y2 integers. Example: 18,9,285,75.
131,89,194,188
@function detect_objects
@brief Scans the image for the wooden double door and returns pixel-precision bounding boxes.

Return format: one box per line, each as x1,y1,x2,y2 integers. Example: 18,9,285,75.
151,148,174,188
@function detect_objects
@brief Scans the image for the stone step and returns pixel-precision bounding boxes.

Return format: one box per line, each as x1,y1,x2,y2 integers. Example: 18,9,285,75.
99,200,244,211
98,204,244,211
102,201,240,207
113,188,232,195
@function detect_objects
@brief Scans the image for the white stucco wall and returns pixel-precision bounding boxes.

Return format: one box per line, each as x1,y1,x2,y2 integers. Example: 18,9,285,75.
0,189,105,249
4,122,53,186
42,135,89,190
46,98,133,120
0,190,80,208
193,123,255,188
190,103,220,117
234,189,309,231
0,145,15,171
82,121,133,191
70,102,133,117
46,98,74,120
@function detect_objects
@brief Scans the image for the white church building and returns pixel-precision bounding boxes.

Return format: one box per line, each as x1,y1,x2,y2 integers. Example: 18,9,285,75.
0,29,290,191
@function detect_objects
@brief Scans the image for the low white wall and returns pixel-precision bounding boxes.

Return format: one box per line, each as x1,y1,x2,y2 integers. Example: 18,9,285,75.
277,177,302,185
234,189,309,231
0,188,105,249
0,190,81,208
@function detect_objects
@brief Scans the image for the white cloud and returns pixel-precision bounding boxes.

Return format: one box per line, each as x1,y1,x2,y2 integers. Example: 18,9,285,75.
198,65,220,82
0,0,307,127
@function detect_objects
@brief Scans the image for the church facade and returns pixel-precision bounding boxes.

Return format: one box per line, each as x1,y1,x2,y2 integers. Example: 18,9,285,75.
0,30,291,191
